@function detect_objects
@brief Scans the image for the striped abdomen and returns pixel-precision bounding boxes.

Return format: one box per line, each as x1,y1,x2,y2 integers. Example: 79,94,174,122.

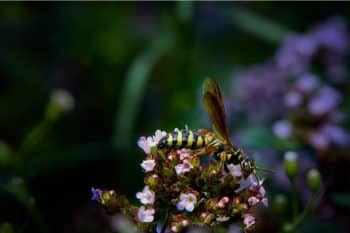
214,148,244,165
157,130,213,149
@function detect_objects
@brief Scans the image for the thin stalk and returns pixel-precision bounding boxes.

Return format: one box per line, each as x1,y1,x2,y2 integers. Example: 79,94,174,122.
292,188,324,230
291,179,298,221
161,210,170,233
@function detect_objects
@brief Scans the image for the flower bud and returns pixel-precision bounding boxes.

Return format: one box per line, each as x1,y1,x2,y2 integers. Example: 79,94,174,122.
272,194,287,214
284,151,298,180
307,169,321,192
282,223,294,233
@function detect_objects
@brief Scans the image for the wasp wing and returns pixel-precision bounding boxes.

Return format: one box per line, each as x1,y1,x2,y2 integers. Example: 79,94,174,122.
202,77,232,147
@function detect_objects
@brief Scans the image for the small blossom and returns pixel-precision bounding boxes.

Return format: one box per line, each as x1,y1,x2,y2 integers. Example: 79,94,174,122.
308,130,329,149
296,74,318,93
284,91,302,108
138,136,153,154
243,214,256,229
175,160,193,175
141,160,156,172
308,86,341,116
153,130,167,145
91,187,102,202
137,206,155,223
216,216,230,222
177,149,191,160
248,196,260,206
261,198,269,207
176,193,197,212
136,186,155,205
50,89,75,111
138,130,167,154
273,120,293,139
227,164,242,177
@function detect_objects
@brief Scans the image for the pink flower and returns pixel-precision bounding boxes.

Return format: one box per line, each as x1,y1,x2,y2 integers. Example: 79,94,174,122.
141,160,156,172
137,130,167,154
136,186,155,205
137,206,155,223
243,213,256,229
177,149,191,160
248,196,260,206
176,193,197,212
175,160,193,175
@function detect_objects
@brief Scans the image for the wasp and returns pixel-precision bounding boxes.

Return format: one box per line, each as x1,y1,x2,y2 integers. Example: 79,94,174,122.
158,77,270,178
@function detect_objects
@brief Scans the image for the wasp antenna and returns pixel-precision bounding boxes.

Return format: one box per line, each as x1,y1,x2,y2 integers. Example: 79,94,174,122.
256,166,274,173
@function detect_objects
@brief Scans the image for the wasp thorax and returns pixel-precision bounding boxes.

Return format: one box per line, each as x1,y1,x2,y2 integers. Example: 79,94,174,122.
241,159,256,177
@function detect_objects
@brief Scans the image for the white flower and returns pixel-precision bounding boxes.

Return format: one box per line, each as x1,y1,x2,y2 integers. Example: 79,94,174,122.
216,215,230,222
248,196,260,206
137,130,166,154
176,193,197,212
137,206,155,223
243,214,255,228
136,186,155,205
261,197,269,207
50,89,75,111
153,130,167,145
175,160,193,175
141,160,156,172
137,136,153,154
284,151,298,162
226,164,242,177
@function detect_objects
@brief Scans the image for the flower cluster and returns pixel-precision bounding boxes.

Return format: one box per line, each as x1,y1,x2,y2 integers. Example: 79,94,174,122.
230,16,350,150
92,130,268,232
273,74,350,150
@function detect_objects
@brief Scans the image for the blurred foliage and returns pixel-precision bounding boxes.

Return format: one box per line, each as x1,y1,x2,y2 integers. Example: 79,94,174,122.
1,2,350,233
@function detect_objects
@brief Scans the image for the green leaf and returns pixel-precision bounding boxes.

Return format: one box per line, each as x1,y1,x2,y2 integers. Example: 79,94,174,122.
113,33,174,151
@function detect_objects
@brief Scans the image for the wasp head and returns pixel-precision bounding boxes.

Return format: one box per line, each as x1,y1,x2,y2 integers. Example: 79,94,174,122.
241,158,256,178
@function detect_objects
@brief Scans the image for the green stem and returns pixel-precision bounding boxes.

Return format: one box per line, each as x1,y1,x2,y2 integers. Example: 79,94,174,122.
291,179,298,221
223,8,291,44
292,188,324,230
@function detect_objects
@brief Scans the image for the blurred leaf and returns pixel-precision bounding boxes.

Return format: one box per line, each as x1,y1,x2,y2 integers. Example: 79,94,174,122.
298,217,340,233
113,33,174,151
0,223,13,233
2,179,47,233
225,8,290,44
0,140,13,166
332,193,350,209
24,141,112,178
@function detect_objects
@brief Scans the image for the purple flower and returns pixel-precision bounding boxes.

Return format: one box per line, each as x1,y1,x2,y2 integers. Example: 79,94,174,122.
273,120,293,139
296,73,319,93
284,91,303,108
308,130,330,149
232,65,286,121
308,86,341,116
91,187,102,202
243,214,255,229
275,34,316,75
310,16,349,54
322,124,350,146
